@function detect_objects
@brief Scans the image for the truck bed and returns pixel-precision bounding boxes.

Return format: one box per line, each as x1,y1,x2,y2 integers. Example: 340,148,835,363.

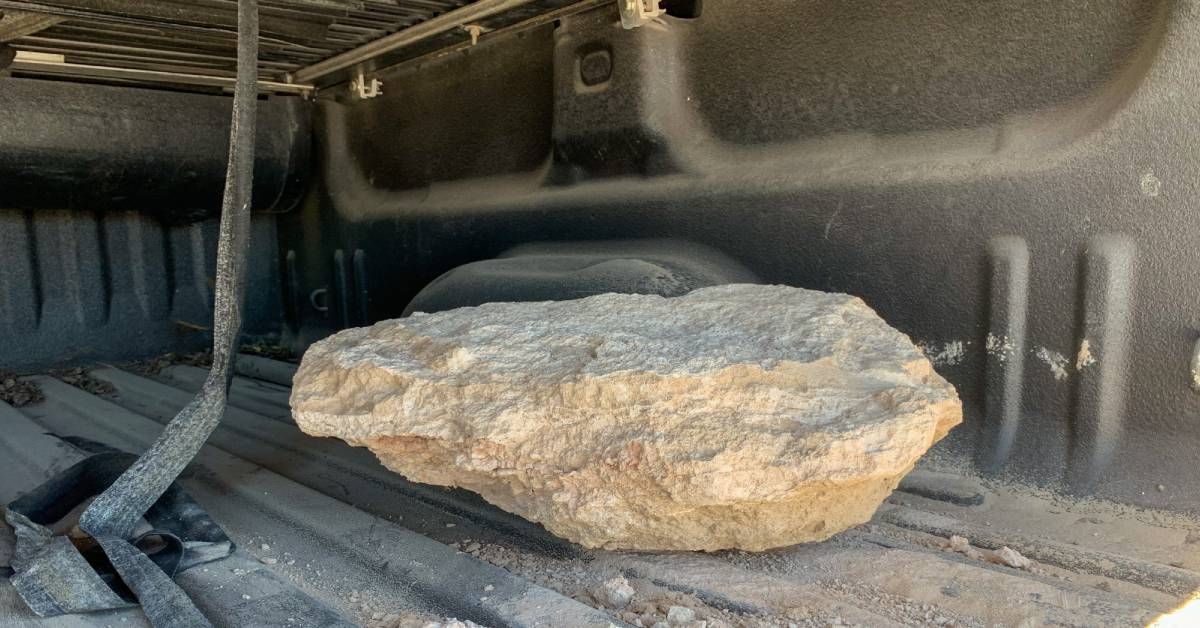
3,357,1192,627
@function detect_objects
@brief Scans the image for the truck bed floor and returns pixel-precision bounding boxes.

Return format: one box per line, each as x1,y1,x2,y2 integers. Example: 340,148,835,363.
2,356,1195,627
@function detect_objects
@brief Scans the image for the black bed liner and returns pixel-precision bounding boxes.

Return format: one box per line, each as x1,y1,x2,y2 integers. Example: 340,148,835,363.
2,356,1194,626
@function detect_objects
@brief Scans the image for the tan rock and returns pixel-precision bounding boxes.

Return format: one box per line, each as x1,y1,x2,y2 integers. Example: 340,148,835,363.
290,284,961,551
596,575,635,609
987,546,1032,570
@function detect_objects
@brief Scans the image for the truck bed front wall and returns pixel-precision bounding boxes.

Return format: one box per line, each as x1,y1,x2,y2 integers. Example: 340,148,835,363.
280,0,1199,505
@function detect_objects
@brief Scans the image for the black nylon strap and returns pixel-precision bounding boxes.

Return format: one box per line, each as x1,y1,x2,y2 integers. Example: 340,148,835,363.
7,0,260,624
79,0,259,541
93,536,212,627
6,450,236,619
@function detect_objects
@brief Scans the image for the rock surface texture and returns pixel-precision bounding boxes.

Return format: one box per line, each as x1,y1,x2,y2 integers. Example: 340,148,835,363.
290,284,961,551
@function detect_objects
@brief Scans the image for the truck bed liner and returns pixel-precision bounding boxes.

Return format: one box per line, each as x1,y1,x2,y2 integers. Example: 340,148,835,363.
2,357,1194,626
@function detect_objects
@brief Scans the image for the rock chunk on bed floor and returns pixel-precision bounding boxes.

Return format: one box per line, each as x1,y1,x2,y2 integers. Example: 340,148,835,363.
290,284,961,551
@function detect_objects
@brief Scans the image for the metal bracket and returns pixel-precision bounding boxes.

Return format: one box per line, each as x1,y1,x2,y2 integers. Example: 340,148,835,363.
349,68,383,99
617,0,664,29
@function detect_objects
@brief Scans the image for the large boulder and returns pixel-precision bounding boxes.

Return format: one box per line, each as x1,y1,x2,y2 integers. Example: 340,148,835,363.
290,284,961,551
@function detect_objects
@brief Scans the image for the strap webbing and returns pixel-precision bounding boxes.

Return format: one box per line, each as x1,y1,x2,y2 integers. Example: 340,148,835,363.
8,0,260,624
79,0,259,542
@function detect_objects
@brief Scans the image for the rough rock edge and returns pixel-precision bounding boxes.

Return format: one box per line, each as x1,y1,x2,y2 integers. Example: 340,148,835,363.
292,285,962,551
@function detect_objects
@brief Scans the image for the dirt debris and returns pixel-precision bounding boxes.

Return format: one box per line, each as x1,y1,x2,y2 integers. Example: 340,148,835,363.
440,483,1160,628
240,340,295,362
356,613,484,628
453,539,829,628
124,354,174,376
124,345,292,378
233,533,439,628
821,578,978,627
178,350,214,368
124,350,212,376
49,367,115,395
0,371,43,407
218,453,1173,628
942,534,1033,570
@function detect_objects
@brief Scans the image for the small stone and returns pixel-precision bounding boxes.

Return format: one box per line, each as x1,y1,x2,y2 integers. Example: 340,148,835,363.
242,594,251,600
947,535,981,560
262,557,278,565
260,543,271,551
483,584,494,592
291,285,961,551
651,623,670,628
445,523,456,528
596,575,636,609
465,542,481,553
1158,484,1166,492
666,606,695,625
991,546,1032,569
